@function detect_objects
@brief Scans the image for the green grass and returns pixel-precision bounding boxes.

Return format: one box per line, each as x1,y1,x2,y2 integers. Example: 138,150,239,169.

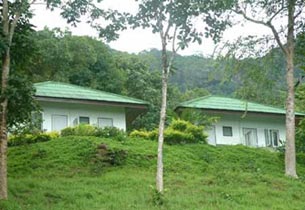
1,136,305,209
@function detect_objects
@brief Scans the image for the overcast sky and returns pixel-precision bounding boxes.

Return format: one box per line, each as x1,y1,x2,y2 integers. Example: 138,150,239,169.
30,0,272,56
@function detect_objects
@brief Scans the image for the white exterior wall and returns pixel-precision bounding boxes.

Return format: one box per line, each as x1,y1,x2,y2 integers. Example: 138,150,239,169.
39,101,126,131
206,112,286,147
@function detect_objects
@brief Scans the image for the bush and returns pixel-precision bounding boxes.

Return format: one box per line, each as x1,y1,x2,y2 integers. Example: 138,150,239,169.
61,124,96,137
130,119,207,144
96,126,127,141
170,119,189,131
129,130,151,139
148,129,158,140
164,129,195,145
96,126,123,138
61,125,127,141
185,124,207,143
61,127,76,137
8,132,59,147
74,124,97,136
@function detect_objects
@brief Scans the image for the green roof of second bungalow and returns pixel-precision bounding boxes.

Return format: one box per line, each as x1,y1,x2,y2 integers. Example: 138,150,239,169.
34,81,148,105
177,95,305,117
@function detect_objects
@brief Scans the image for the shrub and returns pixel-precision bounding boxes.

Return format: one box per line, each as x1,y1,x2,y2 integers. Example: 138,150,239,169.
74,124,97,136
170,119,189,131
130,119,208,144
185,124,207,143
61,127,75,137
129,130,151,139
8,131,59,147
148,129,158,140
96,126,123,138
165,119,207,144
164,129,195,145
61,125,127,141
95,127,127,141
61,124,96,137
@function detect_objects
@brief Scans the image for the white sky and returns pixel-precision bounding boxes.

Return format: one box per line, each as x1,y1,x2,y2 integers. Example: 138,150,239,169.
30,0,273,56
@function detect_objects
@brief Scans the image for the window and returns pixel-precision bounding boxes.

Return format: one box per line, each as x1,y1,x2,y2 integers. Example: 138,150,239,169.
79,116,90,124
52,115,68,131
98,118,113,128
223,126,233,136
265,129,280,147
243,128,258,147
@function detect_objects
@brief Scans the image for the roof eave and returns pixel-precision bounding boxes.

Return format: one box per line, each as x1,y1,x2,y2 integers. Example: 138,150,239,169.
175,106,305,118
35,96,148,109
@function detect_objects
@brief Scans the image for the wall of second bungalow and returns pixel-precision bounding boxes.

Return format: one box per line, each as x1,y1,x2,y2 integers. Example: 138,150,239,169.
205,111,286,147
39,101,126,131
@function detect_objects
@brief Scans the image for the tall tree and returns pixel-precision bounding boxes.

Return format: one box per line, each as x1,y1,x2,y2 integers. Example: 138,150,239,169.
100,0,230,193
0,0,105,200
228,0,305,177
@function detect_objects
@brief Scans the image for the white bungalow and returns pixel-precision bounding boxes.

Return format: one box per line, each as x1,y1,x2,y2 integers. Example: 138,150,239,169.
176,96,305,147
34,81,148,131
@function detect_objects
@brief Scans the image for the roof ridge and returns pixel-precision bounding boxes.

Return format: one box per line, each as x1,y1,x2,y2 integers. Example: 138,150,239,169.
179,95,212,106
34,81,148,104
176,95,305,116
211,95,286,111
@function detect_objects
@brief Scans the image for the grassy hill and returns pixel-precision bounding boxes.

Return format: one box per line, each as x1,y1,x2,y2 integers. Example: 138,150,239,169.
1,136,305,210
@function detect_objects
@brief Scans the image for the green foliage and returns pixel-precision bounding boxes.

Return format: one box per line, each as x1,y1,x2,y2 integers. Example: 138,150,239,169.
5,64,40,132
95,127,127,141
61,124,127,141
60,127,76,137
130,119,207,144
164,129,195,145
178,108,219,127
166,119,207,144
129,130,151,139
61,124,97,137
8,132,59,147
151,188,165,206
91,143,128,174
296,119,305,153
169,119,189,131
3,136,305,209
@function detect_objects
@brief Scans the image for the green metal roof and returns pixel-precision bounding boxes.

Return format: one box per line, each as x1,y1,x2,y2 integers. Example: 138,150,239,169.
34,81,148,106
177,95,305,116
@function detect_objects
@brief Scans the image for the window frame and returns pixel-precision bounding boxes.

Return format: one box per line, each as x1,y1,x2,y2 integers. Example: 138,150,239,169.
79,116,90,124
98,117,113,128
243,127,258,147
222,126,233,137
264,129,280,147
51,114,68,131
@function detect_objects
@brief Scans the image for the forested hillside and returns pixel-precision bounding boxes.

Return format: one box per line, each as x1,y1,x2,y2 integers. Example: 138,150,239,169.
11,27,305,130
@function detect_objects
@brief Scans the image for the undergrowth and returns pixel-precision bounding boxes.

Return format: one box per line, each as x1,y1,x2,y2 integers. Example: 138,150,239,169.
2,136,305,210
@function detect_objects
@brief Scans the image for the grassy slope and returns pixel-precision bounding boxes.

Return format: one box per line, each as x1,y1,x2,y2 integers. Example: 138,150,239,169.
1,136,305,210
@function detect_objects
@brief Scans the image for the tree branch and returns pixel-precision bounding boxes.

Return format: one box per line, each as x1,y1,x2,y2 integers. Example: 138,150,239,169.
266,21,287,54
233,8,287,55
268,6,286,22
294,6,304,20
8,12,21,46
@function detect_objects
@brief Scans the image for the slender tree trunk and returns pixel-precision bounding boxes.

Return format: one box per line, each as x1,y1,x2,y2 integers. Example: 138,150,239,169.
0,0,10,199
156,36,169,193
0,50,9,199
285,0,297,178
156,73,168,193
